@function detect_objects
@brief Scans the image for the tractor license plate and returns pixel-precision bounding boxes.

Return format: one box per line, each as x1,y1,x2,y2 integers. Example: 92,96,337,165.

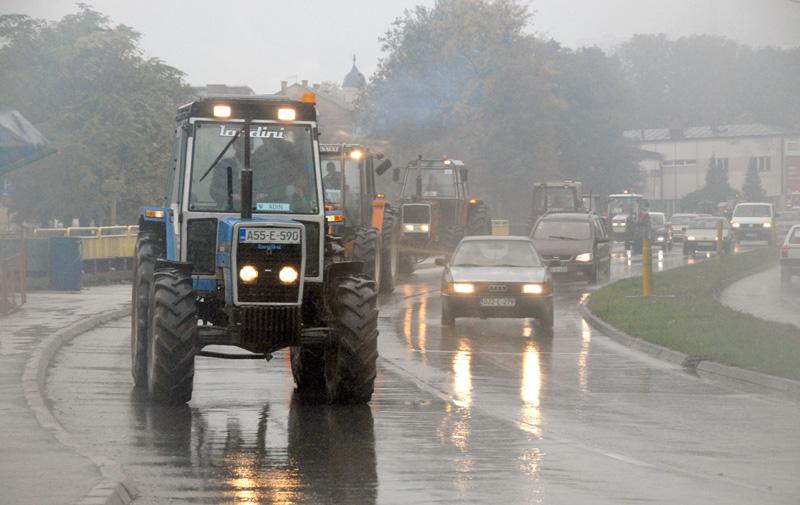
550,266,568,273
239,227,301,244
480,297,516,307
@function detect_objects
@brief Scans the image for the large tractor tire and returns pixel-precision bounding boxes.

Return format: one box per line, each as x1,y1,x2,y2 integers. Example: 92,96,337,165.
398,253,415,275
147,266,197,404
353,227,381,287
131,233,163,388
379,210,399,294
325,276,379,404
291,347,326,391
467,204,490,236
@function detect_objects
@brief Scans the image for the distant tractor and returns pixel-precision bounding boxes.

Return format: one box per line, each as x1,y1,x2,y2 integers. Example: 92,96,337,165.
132,96,379,405
607,192,649,253
528,180,585,232
394,156,490,272
319,143,399,293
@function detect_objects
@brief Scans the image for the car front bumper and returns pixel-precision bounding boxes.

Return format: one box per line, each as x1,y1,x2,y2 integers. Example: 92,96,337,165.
442,293,553,319
684,239,724,252
733,226,772,241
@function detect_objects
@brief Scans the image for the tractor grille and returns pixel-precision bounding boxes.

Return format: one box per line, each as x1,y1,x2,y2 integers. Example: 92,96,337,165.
186,218,217,275
235,240,302,304
402,204,431,224
239,306,301,352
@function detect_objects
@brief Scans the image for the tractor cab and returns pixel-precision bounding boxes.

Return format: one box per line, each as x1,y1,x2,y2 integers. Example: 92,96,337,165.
529,181,584,231
607,192,648,249
132,96,380,405
394,157,489,269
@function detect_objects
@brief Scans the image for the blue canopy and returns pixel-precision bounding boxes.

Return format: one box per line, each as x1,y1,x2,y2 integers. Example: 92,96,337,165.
0,110,56,176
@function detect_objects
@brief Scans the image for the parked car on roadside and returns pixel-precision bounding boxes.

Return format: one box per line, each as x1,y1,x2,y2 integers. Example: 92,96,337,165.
529,212,611,284
730,202,777,245
780,225,800,286
649,211,671,250
438,236,553,327
683,216,733,256
667,213,698,243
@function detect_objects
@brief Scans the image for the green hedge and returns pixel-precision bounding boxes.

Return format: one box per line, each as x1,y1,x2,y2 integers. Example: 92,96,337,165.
588,249,800,381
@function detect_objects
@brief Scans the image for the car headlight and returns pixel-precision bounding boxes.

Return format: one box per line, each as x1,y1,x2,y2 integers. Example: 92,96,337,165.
763,222,772,228
522,284,544,294
278,265,299,284
732,222,740,228
575,252,593,262
686,235,696,241
239,265,259,284
452,283,474,294
656,236,664,241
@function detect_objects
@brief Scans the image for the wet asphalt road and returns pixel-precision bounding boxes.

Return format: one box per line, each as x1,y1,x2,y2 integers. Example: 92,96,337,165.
45,245,800,504
720,265,800,328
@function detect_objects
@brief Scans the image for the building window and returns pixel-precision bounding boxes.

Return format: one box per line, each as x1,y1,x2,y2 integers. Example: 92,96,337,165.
756,156,771,172
714,157,729,171
661,159,696,168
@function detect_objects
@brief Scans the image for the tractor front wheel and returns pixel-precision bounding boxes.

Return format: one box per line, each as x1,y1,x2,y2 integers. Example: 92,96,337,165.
146,266,197,404
325,276,379,404
379,209,399,293
131,233,163,388
468,204,490,235
291,347,326,391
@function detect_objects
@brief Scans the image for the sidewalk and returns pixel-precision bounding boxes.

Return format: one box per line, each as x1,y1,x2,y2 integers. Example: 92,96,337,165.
0,284,129,505
719,266,800,328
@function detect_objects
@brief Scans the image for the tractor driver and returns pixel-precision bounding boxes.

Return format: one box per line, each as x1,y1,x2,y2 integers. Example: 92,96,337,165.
323,162,341,190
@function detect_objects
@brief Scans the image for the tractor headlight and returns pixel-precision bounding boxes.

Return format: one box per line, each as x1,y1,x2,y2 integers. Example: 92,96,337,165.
403,223,430,233
452,283,475,294
277,108,296,121
239,265,259,284
522,283,544,294
575,252,593,263
687,235,696,241
279,265,299,284
419,224,430,232
732,222,740,228
763,222,772,228
403,224,415,232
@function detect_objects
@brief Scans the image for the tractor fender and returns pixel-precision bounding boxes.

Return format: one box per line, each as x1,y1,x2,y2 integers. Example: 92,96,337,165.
139,206,176,260
323,260,364,307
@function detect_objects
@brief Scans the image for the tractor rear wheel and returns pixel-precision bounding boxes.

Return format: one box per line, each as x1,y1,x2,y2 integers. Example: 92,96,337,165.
445,225,466,251
398,253,415,275
379,209,399,293
468,204,490,235
131,233,163,388
325,276,378,404
291,347,326,391
147,266,197,404
353,227,381,287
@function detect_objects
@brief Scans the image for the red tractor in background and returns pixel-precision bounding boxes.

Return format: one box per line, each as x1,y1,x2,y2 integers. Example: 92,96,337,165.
321,144,399,293
393,156,490,273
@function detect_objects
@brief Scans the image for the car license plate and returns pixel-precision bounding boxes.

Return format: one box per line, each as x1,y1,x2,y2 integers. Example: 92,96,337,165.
550,266,568,273
479,297,516,307
239,227,301,244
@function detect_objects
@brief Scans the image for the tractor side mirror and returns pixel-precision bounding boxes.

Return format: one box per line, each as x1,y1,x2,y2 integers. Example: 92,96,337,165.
459,167,468,182
434,257,447,266
376,159,392,176
392,166,400,183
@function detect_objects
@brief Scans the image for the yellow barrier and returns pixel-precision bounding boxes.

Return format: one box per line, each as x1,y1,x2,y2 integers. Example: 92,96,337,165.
32,226,138,260
491,219,510,236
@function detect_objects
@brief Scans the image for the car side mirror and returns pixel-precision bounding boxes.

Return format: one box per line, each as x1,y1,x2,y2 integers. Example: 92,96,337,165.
375,159,392,176
392,166,400,183
459,167,468,182
434,257,447,266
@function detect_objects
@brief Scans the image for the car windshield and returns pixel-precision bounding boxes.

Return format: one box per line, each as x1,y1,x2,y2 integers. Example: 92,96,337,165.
790,228,800,244
670,215,694,226
401,167,457,198
733,205,771,218
689,218,723,229
188,122,318,214
452,240,541,267
532,220,591,240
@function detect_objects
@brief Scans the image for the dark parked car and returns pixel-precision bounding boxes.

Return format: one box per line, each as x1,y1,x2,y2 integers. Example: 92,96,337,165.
529,212,611,284
438,236,553,327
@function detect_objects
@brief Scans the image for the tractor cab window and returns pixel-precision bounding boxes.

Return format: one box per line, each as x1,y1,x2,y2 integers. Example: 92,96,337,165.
609,197,636,216
188,122,318,214
402,168,457,198
343,158,363,224
322,156,364,224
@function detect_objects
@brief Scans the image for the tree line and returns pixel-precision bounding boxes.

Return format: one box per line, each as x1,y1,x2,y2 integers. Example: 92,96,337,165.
2,2,798,225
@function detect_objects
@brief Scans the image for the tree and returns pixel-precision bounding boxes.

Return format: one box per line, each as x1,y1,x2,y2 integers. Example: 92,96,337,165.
742,157,766,202
680,155,735,211
0,6,192,226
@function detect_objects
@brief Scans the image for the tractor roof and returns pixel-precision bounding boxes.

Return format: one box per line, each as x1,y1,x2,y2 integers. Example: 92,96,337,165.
176,96,316,122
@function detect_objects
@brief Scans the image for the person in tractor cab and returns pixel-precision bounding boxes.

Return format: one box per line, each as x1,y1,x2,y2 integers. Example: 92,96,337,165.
323,161,341,190
425,174,441,195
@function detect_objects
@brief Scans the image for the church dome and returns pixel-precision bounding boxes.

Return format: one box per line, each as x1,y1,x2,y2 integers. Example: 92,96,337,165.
343,56,366,89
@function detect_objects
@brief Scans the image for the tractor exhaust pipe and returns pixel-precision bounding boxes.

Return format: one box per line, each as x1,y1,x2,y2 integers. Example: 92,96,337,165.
241,121,253,219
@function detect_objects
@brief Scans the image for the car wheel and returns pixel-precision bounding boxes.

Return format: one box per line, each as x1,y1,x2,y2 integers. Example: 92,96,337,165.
588,263,598,285
538,302,554,329
441,299,455,327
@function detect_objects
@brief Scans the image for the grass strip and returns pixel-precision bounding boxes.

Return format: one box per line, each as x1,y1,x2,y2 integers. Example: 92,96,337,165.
588,248,800,381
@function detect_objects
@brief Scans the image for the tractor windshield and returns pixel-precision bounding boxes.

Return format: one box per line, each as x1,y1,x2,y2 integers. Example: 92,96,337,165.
608,197,637,216
402,167,457,198
533,186,577,212
188,122,318,214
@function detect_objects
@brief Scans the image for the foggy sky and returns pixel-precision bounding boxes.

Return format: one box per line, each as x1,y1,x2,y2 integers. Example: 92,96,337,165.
2,0,798,93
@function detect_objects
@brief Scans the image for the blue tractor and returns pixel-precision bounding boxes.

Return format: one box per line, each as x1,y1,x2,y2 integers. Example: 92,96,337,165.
131,96,378,404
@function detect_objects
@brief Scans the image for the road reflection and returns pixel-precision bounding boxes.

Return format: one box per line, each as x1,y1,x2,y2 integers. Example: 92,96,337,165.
130,391,377,504
452,339,472,408
519,341,542,437
578,319,592,393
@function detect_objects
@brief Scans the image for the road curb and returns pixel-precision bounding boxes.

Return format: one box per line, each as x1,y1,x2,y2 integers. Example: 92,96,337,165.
21,304,136,505
579,302,800,402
